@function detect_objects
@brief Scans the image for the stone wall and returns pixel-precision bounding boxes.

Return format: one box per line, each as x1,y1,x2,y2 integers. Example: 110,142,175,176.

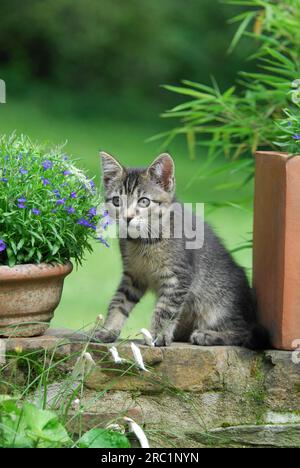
1,329,300,448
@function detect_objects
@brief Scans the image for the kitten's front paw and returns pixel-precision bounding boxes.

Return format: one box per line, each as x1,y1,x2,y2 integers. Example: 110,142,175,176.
153,328,174,347
190,330,225,346
94,328,120,343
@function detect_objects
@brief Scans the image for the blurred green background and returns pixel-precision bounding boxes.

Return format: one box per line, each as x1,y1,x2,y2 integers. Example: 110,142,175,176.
0,0,253,337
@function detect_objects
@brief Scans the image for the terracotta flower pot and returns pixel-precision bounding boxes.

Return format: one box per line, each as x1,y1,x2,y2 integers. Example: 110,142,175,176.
253,151,300,350
0,262,73,337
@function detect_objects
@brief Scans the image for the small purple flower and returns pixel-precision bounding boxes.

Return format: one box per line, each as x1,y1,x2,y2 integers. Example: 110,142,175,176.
89,180,95,189
32,208,41,215
102,219,111,230
19,167,28,175
63,170,71,176
66,206,75,214
70,192,77,199
56,198,66,206
77,217,96,229
17,197,26,208
0,239,7,252
52,189,61,198
102,210,112,229
97,236,110,248
0,177,8,183
41,177,50,185
292,134,300,140
88,207,97,217
77,217,90,227
42,160,53,170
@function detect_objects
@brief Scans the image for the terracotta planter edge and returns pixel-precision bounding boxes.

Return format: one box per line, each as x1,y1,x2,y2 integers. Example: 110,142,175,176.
0,261,73,282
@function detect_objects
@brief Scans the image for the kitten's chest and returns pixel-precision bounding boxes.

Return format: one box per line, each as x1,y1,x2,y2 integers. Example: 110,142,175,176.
124,242,170,291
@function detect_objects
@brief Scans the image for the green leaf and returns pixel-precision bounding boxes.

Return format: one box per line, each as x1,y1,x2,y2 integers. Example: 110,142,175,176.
228,11,256,54
17,239,25,250
0,400,72,448
6,247,16,267
162,84,208,99
22,403,71,448
78,428,131,449
0,395,19,412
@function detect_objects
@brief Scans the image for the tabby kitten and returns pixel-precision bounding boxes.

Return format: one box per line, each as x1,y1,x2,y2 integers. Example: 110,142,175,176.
96,151,267,348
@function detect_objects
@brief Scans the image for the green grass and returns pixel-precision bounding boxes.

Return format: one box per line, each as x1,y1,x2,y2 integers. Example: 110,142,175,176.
0,96,253,337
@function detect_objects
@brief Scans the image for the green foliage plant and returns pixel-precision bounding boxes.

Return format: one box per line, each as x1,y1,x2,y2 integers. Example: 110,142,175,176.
273,80,300,154
158,0,300,167
0,395,131,448
0,133,106,267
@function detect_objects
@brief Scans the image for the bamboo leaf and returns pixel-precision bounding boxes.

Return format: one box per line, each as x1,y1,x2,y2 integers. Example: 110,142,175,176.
228,11,256,53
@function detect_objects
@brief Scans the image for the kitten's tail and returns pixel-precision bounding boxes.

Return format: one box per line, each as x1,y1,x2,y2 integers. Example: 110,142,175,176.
244,289,271,350
245,323,271,350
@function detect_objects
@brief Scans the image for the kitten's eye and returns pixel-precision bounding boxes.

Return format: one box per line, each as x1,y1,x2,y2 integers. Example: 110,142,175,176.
112,196,121,207
138,197,150,208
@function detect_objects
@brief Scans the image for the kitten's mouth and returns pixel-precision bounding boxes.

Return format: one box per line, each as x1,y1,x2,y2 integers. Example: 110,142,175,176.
127,223,141,238
119,219,162,240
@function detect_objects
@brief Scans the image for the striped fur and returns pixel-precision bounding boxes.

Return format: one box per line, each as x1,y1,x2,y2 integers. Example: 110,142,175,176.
97,152,269,349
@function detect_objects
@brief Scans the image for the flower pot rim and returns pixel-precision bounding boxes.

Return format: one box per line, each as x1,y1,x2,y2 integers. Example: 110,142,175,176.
256,150,300,158
0,261,73,281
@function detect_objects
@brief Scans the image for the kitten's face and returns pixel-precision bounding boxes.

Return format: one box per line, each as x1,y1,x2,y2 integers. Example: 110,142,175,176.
101,152,175,239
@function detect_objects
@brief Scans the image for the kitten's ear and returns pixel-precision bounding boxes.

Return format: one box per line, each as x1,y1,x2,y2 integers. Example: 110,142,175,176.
100,151,124,189
147,153,175,192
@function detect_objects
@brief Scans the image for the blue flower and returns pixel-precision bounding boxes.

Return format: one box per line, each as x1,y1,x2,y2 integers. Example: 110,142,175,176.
0,177,8,183
19,168,28,175
52,189,61,198
41,177,50,185
42,160,53,170
17,197,27,208
102,210,112,229
63,170,71,176
0,239,7,252
66,206,75,214
97,236,110,248
77,217,90,227
88,207,97,217
70,192,77,199
32,208,41,215
56,198,66,205
292,134,300,140
77,217,96,229
102,219,111,230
